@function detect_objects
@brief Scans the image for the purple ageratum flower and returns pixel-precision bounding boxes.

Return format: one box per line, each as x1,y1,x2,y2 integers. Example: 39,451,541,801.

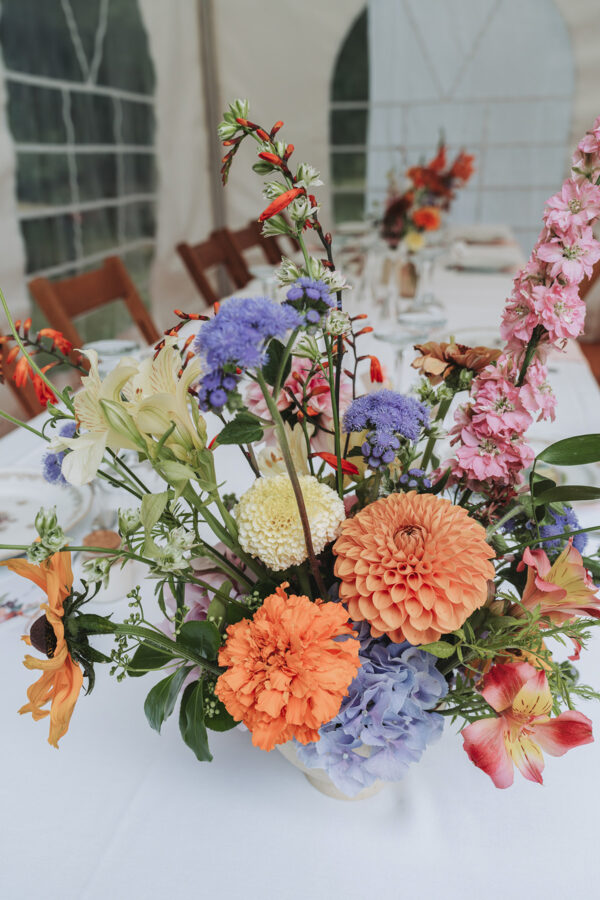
285,277,334,328
296,635,447,797
399,468,432,490
41,421,77,486
193,296,302,410
538,505,587,557
343,390,429,470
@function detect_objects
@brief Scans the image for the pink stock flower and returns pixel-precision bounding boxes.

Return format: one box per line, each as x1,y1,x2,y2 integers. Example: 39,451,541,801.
544,178,600,230
536,224,600,283
470,370,532,437
462,661,593,788
245,356,352,452
500,283,539,346
516,540,600,625
519,359,556,421
530,281,587,343
453,424,534,484
577,116,600,155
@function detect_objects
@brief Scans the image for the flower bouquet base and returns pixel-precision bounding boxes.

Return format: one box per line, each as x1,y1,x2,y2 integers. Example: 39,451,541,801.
277,741,386,801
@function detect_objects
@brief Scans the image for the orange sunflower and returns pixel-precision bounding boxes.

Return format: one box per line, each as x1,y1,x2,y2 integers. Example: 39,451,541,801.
1,552,83,747
333,491,495,645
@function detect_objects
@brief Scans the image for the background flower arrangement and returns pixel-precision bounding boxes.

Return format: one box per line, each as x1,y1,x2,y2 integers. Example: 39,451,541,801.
0,99,599,798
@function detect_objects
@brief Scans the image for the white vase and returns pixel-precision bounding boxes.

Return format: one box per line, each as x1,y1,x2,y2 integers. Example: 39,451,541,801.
277,741,386,801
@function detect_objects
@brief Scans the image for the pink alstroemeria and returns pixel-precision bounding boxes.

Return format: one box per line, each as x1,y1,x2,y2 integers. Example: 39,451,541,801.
516,540,600,625
462,661,593,788
536,225,600,283
544,178,600,231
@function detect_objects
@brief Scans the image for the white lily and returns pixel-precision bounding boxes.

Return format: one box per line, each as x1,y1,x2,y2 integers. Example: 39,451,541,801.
54,350,141,486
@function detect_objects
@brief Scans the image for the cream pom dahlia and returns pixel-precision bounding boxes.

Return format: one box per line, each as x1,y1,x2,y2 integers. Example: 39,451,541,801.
234,474,345,570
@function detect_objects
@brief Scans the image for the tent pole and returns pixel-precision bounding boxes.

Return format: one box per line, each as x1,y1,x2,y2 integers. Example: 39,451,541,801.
197,0,227,233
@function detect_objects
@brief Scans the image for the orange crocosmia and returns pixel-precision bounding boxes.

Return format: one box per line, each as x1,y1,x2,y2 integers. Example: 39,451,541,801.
215,584,361,751
333,491,495,645
1,552,83,748
312,451,359,476
412,206,441,232
258,187,304,222
369,355,384,383
38,328,73,355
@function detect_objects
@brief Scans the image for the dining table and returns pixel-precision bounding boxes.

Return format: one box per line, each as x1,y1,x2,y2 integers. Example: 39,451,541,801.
2,233,600,900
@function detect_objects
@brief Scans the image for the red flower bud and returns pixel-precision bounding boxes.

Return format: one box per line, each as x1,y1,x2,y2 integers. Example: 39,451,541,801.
369,355,384,383
312,452,359,476
258,187,304,222
255,128,270,142
284,144,294,160
258,151,283,167
270,121,284,138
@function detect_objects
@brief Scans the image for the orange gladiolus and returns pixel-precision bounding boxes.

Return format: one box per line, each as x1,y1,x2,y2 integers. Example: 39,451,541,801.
1,552,83,748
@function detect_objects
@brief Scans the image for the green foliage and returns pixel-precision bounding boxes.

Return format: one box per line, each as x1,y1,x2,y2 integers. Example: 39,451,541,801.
262,338,292,387
140,491,170,555
536,434,600,466
177,620,222,660
128,641,173,677
203,675,238,732
179,680,213,761
216,411,264,445
144,666,191,734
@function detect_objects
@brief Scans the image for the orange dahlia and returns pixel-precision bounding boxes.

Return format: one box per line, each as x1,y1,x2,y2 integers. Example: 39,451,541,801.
333,491,495,645
215,584,361,751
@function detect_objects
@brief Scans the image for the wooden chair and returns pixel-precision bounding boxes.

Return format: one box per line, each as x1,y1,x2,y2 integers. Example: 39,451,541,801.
28,256,160,348
0,341,45,418
176,229,252,306
229,220,285,265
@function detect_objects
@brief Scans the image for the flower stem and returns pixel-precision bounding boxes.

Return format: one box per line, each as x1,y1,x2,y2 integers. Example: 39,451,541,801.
0,407,49,439
256,371,328,598
420,396,452,470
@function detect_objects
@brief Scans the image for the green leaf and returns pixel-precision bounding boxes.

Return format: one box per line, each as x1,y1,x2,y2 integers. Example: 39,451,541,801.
262,338,291,387
216,411,264,445
179,681,213,761
583,556,600,579
160,461,196,497
177,620,222,660
128,641,173,678
140,492,169,536
144,666,191,733
418,640,456,658
535,485,600,504
226,599,254,625
536,435,600,466
206,697,237,732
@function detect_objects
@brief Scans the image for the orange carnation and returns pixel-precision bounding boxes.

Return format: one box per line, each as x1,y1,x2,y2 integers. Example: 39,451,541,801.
333,492,495,645
215,584,361,751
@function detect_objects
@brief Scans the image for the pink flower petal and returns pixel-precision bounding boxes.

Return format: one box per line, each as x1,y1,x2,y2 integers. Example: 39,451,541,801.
532,710,594,757
480,661,537,712
509,735,545,784
462,716,514,788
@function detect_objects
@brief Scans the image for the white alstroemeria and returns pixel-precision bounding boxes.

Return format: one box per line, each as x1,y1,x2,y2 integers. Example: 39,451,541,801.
51,351,141,486
258,423,311,477
127,343,206,460
275,256,303,285
295,163,323,190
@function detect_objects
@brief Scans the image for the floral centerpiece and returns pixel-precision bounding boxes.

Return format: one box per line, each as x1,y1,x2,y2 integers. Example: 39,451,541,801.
380,141,475,250
1,100,600,798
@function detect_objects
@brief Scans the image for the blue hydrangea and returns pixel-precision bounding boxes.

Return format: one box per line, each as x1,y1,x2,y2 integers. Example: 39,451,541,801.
343,390,429,470
193,296,302,410
284,277,335,329
41,421,77,486
296,629,447,797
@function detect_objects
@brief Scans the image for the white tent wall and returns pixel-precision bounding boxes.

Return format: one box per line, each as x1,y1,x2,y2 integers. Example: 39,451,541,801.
138,0,213,327
211,0,365,237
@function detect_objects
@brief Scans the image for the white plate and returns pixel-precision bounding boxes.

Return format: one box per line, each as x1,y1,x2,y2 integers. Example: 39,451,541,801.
0,470,93,561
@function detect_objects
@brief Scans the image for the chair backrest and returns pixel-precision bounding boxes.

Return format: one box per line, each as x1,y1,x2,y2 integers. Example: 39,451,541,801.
230,220,284,265
0,342,45,419
176,229,251,306
29,256,160,348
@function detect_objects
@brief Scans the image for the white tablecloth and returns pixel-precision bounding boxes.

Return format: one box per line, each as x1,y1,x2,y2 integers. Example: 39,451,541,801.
1,257,600,900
